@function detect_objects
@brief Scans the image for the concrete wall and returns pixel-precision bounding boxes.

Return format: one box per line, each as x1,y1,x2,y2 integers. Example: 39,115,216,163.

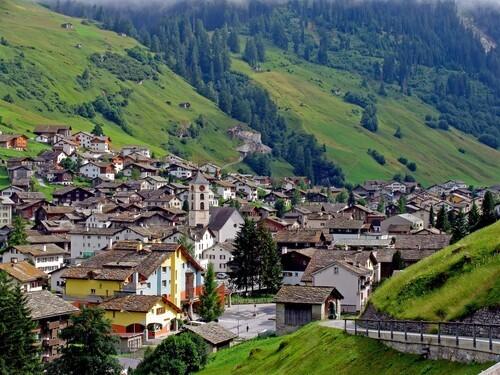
313,264,362,311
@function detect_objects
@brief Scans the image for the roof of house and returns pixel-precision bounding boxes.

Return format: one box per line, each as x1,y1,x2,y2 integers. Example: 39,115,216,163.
0,261,48,282
301,250,374,282
191,172,209,185
325,218,364,230
274,230,327,244
33,125,70,134
208,207,239,231
26,290,79,320
184,322,237,345
98,295,162,313
392,234,451,250
12,244,67,256
275,285,343,304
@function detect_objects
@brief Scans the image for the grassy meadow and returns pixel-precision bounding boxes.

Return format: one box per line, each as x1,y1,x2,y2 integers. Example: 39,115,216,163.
371,221,500,321
198,324,490,375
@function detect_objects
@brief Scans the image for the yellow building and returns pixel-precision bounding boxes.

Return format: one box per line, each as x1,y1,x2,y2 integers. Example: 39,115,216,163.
99,294,182,338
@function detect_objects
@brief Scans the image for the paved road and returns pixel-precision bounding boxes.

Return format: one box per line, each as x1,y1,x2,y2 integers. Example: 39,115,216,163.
218,303,276,340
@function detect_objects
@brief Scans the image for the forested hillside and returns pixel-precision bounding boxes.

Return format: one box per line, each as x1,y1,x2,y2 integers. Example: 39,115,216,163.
48,0,500,185
0,0,241,165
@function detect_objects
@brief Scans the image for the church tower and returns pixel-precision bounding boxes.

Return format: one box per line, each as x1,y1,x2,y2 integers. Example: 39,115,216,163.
188,172,210,227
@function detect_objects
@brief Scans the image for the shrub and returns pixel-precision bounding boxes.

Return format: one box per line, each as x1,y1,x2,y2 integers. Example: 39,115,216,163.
398,157,408,165
367,148,385,165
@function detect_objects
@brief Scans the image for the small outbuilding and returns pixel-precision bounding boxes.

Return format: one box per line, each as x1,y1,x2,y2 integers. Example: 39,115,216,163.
184,322,237,353
275,285,343,335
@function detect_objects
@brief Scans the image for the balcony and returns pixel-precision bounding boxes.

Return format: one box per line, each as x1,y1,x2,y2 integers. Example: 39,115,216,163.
43,338,60,347
47,321,60,330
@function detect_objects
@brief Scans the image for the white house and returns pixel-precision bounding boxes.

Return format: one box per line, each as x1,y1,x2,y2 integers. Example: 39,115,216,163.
234,180,258,201
202,242,234,273
2,244,67,273
79,161,115,181
200,162,220,176
380,213,424,233
0,260,47,292
208,207,244,243
215,180,236,201
122,145,151,158
0,196,14,226
89,136,111,153
167,162,196,179
68,227,146,260
73,131,95,149
164,226,215,263
53,138,78,155
310,260,372,313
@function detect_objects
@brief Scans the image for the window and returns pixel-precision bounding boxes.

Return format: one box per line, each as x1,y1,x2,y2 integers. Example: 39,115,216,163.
156,307,165,315
162,267,167,273
200,202,205,210
220,255,226,260
333,267,339,274
90,289,96,294
162,280,167,287
147,283,151,288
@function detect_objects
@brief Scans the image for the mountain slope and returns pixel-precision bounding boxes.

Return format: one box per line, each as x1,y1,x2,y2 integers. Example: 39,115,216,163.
198,324,489,375
0,0,240,163
232,47,500,186
371,221,500,321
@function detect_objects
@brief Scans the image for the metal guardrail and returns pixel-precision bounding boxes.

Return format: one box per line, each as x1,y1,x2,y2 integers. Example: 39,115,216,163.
344,318,500,351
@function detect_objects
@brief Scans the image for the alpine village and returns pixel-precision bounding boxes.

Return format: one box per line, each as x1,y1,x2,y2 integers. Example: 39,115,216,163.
0,0,499,374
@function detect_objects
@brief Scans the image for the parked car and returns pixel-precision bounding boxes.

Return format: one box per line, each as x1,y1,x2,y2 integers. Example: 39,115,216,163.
217,272,229,279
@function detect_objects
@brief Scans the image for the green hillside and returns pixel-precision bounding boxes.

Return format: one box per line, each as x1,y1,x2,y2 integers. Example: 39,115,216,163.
232,47,500,186
198,324,489,375
371,221,500,321
0,0,240,164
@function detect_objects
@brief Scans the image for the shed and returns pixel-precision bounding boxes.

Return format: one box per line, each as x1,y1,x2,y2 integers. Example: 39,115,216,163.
184,322,237,353
275,285,343,334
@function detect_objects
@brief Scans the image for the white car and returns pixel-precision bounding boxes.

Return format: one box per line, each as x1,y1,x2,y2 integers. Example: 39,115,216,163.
216,272,229,279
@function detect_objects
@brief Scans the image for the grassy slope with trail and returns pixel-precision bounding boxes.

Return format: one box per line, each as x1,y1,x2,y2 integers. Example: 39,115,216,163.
371,221,500,321
232,46,500,186
0,0,240,164
198,324,490,375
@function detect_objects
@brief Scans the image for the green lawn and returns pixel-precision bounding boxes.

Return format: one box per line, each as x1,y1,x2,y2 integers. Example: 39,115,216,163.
371,221,500,321
231,46,500,186
0,0,240,165
198,324,490,375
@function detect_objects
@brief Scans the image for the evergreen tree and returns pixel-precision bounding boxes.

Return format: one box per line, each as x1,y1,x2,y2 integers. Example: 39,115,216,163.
91,123,104,136
436,206,450,232
48,307,120,375
227,30,240,53
8,215,28,246
336,190,348,203
394,126,402,139
360,104,378,132
317,34,329,65
274,199,286,218
231,219,259,293
0,272,41,375
199,263,223,322
348,190,356,207
177,234,195,257
243,38,258,67
255,35,266,62
397,196,407,214
429,205,435,227
479,191,496,228
377,198,385,213
468,200,480,231
257,225,282,293
392,250,405,271
451,210,468,244
291,189,302,207
182,199,189,212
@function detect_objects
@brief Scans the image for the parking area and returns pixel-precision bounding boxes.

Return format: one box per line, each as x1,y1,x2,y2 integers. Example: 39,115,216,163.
218,303,276,340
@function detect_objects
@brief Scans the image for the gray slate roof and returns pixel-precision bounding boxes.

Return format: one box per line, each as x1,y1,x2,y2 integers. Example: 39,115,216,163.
274,285,343,304
184,322,237,345
26,290,79,320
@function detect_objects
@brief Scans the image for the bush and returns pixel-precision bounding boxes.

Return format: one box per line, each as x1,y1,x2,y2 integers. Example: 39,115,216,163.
398,157,408,165
133,332,207,375
367,148,385,165
478,133,498,149
2,94,14,103
407,162,417,172
344,91,374,108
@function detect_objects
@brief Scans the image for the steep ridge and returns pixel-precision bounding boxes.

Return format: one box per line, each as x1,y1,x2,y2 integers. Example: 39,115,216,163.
0,0,240,164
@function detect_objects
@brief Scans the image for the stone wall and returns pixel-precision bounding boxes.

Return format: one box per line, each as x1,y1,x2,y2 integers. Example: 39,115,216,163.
360,304,500,339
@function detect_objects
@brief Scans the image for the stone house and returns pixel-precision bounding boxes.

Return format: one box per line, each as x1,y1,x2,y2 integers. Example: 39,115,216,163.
184,322,237,353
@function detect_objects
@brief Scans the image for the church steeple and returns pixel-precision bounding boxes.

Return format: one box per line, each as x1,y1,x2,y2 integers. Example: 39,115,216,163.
188,172,210,227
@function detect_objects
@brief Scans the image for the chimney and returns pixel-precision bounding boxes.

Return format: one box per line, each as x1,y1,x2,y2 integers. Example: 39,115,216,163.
11,258,18,264
42,245,47,252
281,246,288,255
108,238,113,250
